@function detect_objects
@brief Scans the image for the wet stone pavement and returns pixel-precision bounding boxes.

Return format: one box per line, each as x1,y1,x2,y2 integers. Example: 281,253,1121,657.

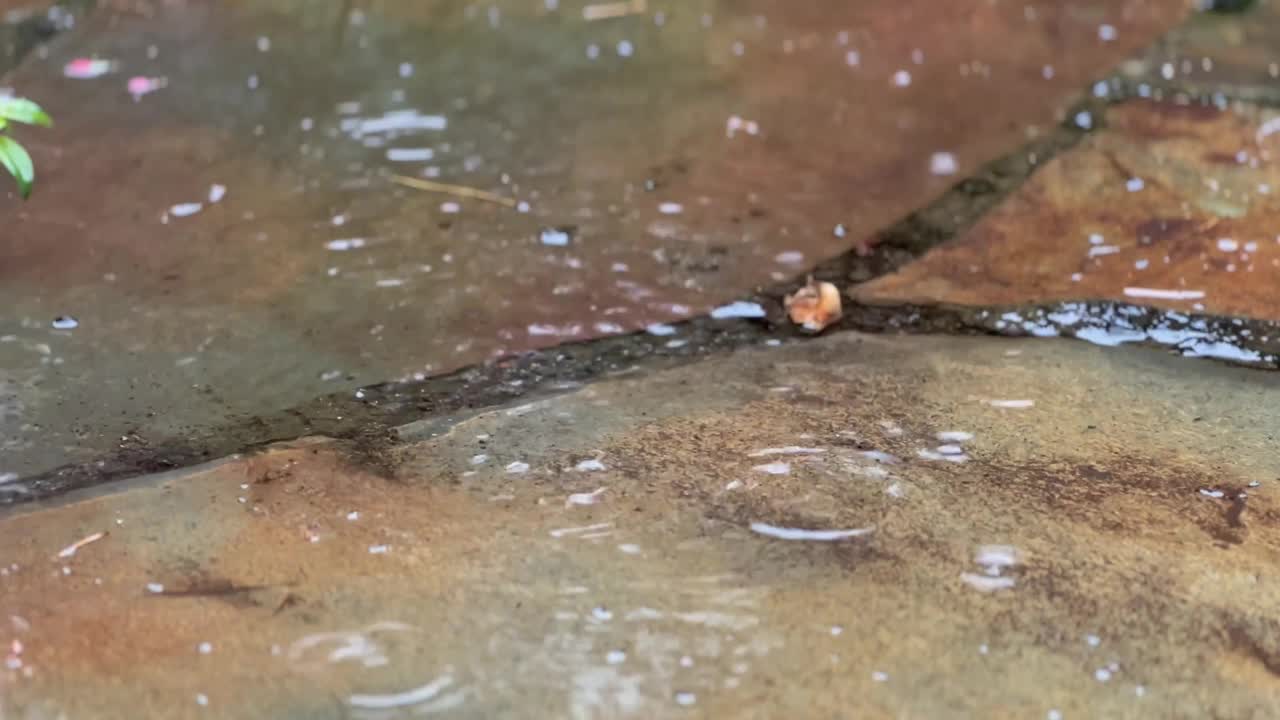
6,334,1280,719
9,0,1280,718
0,0,1183,479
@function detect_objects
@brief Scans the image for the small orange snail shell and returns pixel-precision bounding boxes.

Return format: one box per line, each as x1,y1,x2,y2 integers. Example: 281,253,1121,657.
785,278,843,333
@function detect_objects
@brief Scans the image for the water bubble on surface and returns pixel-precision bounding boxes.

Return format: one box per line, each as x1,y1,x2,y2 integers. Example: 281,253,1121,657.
930,152,958,176
1122,287,1204,301
505,461,530,474
892,70,912,87
549,522,612,538
567,488,607,506
936,431,973,442
170,202,203,217
347,676,456,711
658,202,684,214
349,110,447,136
368,545,390,554
752,462,791,475
575,459,607,472
1098,24,1117,41
748,446,824,457
989,399,1034,409
540,228,571,247
675,692,697,707
960,573,1016,592
51,316,78,330
974,544,1020,570
386,147,434,162
207,184,226,203
750,522,875,541
1125,177,1145,192
645,323,677,336
1074,111,1093,130
146,583,164,593
918,448,969,463
440,202,461,214
726,115,760,138
710,301,766,319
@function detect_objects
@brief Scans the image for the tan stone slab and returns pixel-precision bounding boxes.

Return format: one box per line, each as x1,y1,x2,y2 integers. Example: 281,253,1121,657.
0,0,1186,478
854,99,1280,319
3,333,1280,718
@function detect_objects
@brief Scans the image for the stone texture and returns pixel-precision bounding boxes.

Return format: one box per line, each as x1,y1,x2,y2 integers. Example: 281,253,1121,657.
854,99,1280,319
4,332,1280,718
0,0,1186,478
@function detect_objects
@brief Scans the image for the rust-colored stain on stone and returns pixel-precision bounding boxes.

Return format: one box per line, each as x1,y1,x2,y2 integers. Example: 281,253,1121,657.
855,99,1280,319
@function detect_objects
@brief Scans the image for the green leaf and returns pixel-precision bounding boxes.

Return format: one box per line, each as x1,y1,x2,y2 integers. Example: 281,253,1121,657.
0,135,36,198
0,97,52,127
